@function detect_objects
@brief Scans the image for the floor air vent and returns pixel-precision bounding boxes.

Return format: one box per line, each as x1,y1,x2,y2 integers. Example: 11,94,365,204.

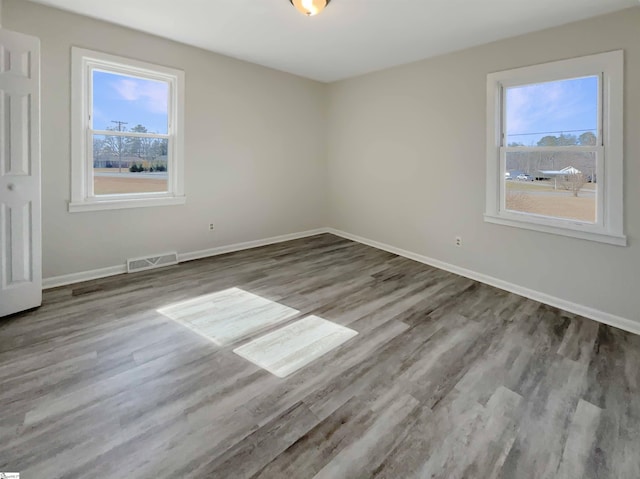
127,252,178,273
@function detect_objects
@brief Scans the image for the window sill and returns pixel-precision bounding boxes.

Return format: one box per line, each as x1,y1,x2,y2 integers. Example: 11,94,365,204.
69,195,186,213
484,214,627,247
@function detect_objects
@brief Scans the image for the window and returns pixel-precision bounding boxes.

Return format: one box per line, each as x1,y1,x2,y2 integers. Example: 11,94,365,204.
485,51,625,246
70,48,185,212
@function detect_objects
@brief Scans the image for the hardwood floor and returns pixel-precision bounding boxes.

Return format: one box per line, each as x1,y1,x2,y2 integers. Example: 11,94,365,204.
1,233,639,478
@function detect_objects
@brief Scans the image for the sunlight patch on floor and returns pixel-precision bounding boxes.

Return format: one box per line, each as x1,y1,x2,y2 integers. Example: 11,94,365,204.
234,316,358,378
156,287,299,346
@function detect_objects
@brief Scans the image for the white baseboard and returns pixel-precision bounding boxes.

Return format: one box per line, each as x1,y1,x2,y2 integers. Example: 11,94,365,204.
326,228,640,337
42,265,127,289
42,228,329,289
177,228,328,263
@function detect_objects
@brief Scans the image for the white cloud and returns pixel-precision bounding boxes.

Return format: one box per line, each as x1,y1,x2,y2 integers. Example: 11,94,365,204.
506,78,596,138
112,77,168,115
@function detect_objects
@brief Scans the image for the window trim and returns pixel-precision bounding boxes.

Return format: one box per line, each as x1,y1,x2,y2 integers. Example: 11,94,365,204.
70,47,185,212
484,50,625,246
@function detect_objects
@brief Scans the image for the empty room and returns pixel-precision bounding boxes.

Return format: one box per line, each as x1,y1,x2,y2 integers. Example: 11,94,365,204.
1,0,639,477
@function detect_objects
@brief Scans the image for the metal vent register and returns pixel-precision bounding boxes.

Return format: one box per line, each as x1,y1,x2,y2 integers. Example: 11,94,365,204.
127,252,178,273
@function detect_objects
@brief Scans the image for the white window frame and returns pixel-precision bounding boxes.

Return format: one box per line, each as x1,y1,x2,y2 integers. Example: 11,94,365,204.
70,47,185,212
485,51,625,246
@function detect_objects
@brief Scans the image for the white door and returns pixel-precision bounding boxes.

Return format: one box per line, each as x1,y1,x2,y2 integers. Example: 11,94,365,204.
0,29,41,317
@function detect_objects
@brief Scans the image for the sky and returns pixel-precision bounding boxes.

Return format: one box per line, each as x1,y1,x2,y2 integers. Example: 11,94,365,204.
91,69,597,145
506,76,598,146
92,70,169,134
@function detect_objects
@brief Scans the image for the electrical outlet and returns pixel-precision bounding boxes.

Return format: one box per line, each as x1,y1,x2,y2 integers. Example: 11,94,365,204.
455,236,462,247
209,223,215,231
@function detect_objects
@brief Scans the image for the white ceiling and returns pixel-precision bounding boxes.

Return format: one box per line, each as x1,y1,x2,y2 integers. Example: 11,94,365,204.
30,0,637,82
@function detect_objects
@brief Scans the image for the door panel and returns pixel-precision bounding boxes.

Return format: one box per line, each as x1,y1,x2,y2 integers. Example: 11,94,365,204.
1,90,32,176
0,29,41,317
0,41,32,77
3,202,33,284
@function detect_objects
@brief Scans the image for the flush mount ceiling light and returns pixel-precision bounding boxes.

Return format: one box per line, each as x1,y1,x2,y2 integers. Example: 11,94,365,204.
290,0,332,17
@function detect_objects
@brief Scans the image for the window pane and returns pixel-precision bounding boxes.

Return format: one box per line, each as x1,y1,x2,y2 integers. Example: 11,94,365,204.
505,76,598,147
93,134,168,195
92,70,169,134
505,150,596,223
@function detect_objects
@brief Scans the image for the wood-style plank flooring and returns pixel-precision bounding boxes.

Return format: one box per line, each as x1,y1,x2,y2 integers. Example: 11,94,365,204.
1,233,639,478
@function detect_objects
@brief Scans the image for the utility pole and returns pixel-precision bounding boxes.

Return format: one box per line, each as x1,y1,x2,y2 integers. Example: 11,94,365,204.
111,120,128,173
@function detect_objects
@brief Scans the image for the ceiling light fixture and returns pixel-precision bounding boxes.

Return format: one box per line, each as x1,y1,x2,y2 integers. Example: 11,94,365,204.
289,0,332,17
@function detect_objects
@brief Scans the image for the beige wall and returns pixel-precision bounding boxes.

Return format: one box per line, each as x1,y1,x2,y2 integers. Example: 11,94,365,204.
327,7,640,322
3,0,328,278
